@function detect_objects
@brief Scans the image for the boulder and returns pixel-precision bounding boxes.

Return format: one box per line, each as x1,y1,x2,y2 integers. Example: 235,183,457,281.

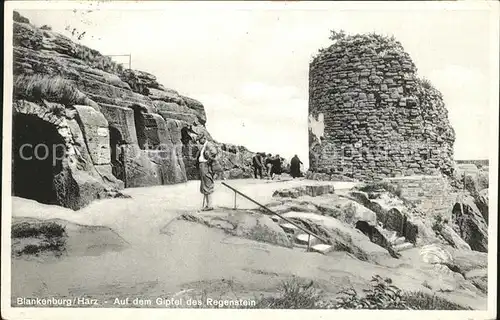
176,210,293,248
446,249,488,274
412,218,441,246
349,190,418,243
339,201,377,226
419,244,488,294
438,225,471,251
452,196,488,252
419,244,453,265
273,185,335,198
264,199,322,216
464,268,487,294
475,189,489,223
282,211,394,261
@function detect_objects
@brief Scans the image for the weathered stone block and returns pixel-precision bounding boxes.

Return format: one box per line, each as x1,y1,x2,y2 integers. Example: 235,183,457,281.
74,105,111,166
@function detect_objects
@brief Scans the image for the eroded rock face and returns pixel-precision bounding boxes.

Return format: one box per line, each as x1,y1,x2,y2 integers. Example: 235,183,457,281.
282,212,393,261
173,210,293,248
437,225,471,251
418,244,488,294
349,190,418,244
272,185,335,198
452,196,488,252
309,33,455,180
475,189,489,223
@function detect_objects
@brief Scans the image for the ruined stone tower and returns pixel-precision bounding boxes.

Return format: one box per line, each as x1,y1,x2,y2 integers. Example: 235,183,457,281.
308,32,455,180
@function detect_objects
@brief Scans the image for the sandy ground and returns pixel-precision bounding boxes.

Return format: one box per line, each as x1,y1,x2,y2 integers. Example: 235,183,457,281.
10,178,487,309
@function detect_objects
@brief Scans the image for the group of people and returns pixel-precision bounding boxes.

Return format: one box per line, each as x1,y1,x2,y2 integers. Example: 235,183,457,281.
252,153,281,180
252,153,304,180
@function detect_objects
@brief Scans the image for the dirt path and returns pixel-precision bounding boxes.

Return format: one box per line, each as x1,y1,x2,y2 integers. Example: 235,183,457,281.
12,178,357,246
10,179,486,309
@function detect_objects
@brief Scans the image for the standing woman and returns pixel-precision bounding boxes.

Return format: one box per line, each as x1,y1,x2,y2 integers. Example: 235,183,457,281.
196,134,218,211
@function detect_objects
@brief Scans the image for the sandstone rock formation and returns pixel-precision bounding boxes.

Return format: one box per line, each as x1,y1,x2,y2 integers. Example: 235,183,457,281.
452,195,488,252
12,216,129,258
272,185,335,198
308,32,455,180
12,13,259,209
171,211,293,248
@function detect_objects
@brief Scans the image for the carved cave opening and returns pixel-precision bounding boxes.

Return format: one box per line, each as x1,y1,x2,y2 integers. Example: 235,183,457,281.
131,106,146,149
109,125,125,182
12,114,65,205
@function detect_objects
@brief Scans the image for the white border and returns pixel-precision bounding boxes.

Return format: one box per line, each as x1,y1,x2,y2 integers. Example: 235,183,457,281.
2,2,499,320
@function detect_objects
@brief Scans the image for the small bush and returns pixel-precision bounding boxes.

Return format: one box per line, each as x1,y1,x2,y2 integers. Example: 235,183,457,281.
72,44,124,74
12,221,66,239
421,78,434,89
255,275,470,310
329,29,346,42
13,11,30,24
403,291,471,310
335,275,408,309
17,239,66,257
12,222,67,257
431,214,444,232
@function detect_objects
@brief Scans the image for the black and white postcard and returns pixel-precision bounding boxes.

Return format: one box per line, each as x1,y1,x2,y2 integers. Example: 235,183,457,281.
2,1,498,320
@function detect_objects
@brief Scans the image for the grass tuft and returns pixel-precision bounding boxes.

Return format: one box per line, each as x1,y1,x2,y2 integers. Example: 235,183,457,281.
12,221,66,239
12,221,67,257
13,74,89,106
255,277,324,309
254,274,471,310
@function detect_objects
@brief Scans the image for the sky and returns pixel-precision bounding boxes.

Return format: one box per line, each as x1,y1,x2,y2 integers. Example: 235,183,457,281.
17,2,499,167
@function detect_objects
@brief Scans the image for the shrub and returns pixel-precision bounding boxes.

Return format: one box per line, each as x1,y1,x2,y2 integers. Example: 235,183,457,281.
72,44,124,74
335,275,408,309
13,11,30,24
255,275,470,310
403,291,471,310
12,221,66,239
431,214,444,232
421,78,434,90
329,29,346,42
255,278,325,309
13,74,88,106
12,221,67,257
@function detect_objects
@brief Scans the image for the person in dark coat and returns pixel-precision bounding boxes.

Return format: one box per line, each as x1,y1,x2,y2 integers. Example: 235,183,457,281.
290,154,303,178
270,154,282,180
252,152,264,179
265,153,273,179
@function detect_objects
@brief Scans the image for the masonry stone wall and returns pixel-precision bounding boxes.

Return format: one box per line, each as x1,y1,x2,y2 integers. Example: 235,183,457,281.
309,33,455,181
384,175,458,220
